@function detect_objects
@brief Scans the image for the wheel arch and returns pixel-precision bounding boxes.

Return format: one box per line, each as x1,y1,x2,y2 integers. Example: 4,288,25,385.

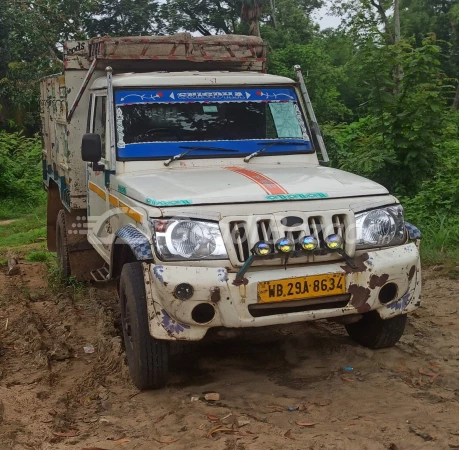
110,224,154,279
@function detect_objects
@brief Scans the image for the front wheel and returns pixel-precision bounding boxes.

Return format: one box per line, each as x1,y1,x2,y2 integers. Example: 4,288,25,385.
119,262,169,389
345,311,407,349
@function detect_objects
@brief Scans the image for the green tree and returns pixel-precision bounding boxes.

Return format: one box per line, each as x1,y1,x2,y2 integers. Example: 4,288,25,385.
0,0,95,132
261,0,322,47
158,0,240,35
399,0,459,106
84,0,161,36
331,0,395,44
270,41,350,123
327,37,453,195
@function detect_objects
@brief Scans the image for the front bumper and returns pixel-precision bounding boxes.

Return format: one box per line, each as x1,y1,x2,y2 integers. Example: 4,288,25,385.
143,243,421,341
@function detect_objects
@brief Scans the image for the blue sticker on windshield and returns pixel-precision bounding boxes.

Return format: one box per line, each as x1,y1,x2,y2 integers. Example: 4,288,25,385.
116,88,298,105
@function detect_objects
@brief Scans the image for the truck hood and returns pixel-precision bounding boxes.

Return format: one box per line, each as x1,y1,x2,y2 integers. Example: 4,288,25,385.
115,165,388,208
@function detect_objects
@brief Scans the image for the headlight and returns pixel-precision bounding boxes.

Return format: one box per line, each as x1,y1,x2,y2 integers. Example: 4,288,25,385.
355,205,406,249
151,219,228,261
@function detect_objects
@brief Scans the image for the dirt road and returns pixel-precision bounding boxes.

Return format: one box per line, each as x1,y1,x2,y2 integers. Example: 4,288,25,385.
1,263,459,450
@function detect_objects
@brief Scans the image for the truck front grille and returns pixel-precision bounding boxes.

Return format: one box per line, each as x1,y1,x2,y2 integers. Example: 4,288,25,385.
222,211,354,267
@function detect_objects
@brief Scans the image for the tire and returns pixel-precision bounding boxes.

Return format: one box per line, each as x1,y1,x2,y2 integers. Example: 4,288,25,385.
119,262,169,389
345,311,407,349
56,210,71,280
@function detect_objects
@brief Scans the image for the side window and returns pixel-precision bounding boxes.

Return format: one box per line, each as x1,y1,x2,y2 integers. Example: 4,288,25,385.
93,96,106,158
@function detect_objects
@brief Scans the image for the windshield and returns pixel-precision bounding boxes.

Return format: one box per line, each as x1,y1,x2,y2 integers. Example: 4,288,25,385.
114,87,312,160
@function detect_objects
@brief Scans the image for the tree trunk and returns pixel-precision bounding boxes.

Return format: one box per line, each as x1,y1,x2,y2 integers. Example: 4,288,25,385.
394,0,401,43
370,0,394,43
453,83,459,109
269,0,277,28
249,19,260,36
393,0,403,92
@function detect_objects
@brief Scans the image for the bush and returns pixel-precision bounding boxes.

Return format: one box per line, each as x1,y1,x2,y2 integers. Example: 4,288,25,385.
0,130,42,202
401,111,459,216
325,37,454,197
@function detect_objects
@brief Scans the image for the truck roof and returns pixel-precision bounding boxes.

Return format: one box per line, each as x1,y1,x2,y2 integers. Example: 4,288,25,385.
90,71,295,90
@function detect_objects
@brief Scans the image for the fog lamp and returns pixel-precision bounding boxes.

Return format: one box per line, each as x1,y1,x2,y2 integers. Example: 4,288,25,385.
275,238,295,253
325,234,343,249
301,236,318,251
253,241,272,256
174,283,194,300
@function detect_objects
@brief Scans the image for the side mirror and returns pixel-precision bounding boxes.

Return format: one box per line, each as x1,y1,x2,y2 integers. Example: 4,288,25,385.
81,133,102,163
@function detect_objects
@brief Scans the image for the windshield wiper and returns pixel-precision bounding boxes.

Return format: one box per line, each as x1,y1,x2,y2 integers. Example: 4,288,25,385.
244,140,310,163
164,145,239,166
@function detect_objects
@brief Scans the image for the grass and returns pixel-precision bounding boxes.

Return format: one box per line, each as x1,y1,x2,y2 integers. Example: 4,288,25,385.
406,214,459,277
0,193,45,220
0,198,47,259
0,196,87,301
47,260,87,301
26,251,54,263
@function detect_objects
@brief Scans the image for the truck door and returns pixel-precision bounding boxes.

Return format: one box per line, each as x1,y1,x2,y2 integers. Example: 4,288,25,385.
87,91,111,261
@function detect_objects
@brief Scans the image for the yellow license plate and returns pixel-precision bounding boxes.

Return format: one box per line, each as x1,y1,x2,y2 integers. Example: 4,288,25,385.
258,273,346,303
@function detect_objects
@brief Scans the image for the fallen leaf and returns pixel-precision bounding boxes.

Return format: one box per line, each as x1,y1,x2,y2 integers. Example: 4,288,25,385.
284,429,295,440
82,448,108,450
296,422,317,427
419,367,436,377
154,413,168,424
52,430,79,437
198,423,205,430
341,375,355,383
207,414,220,422
207,425,238,438
419,367,440,383
429,361,440,368
152,437,179,444
239,430,257,436
115,439,130,446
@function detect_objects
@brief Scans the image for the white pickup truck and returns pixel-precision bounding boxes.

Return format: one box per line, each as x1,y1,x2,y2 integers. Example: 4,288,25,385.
40,33,422,389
